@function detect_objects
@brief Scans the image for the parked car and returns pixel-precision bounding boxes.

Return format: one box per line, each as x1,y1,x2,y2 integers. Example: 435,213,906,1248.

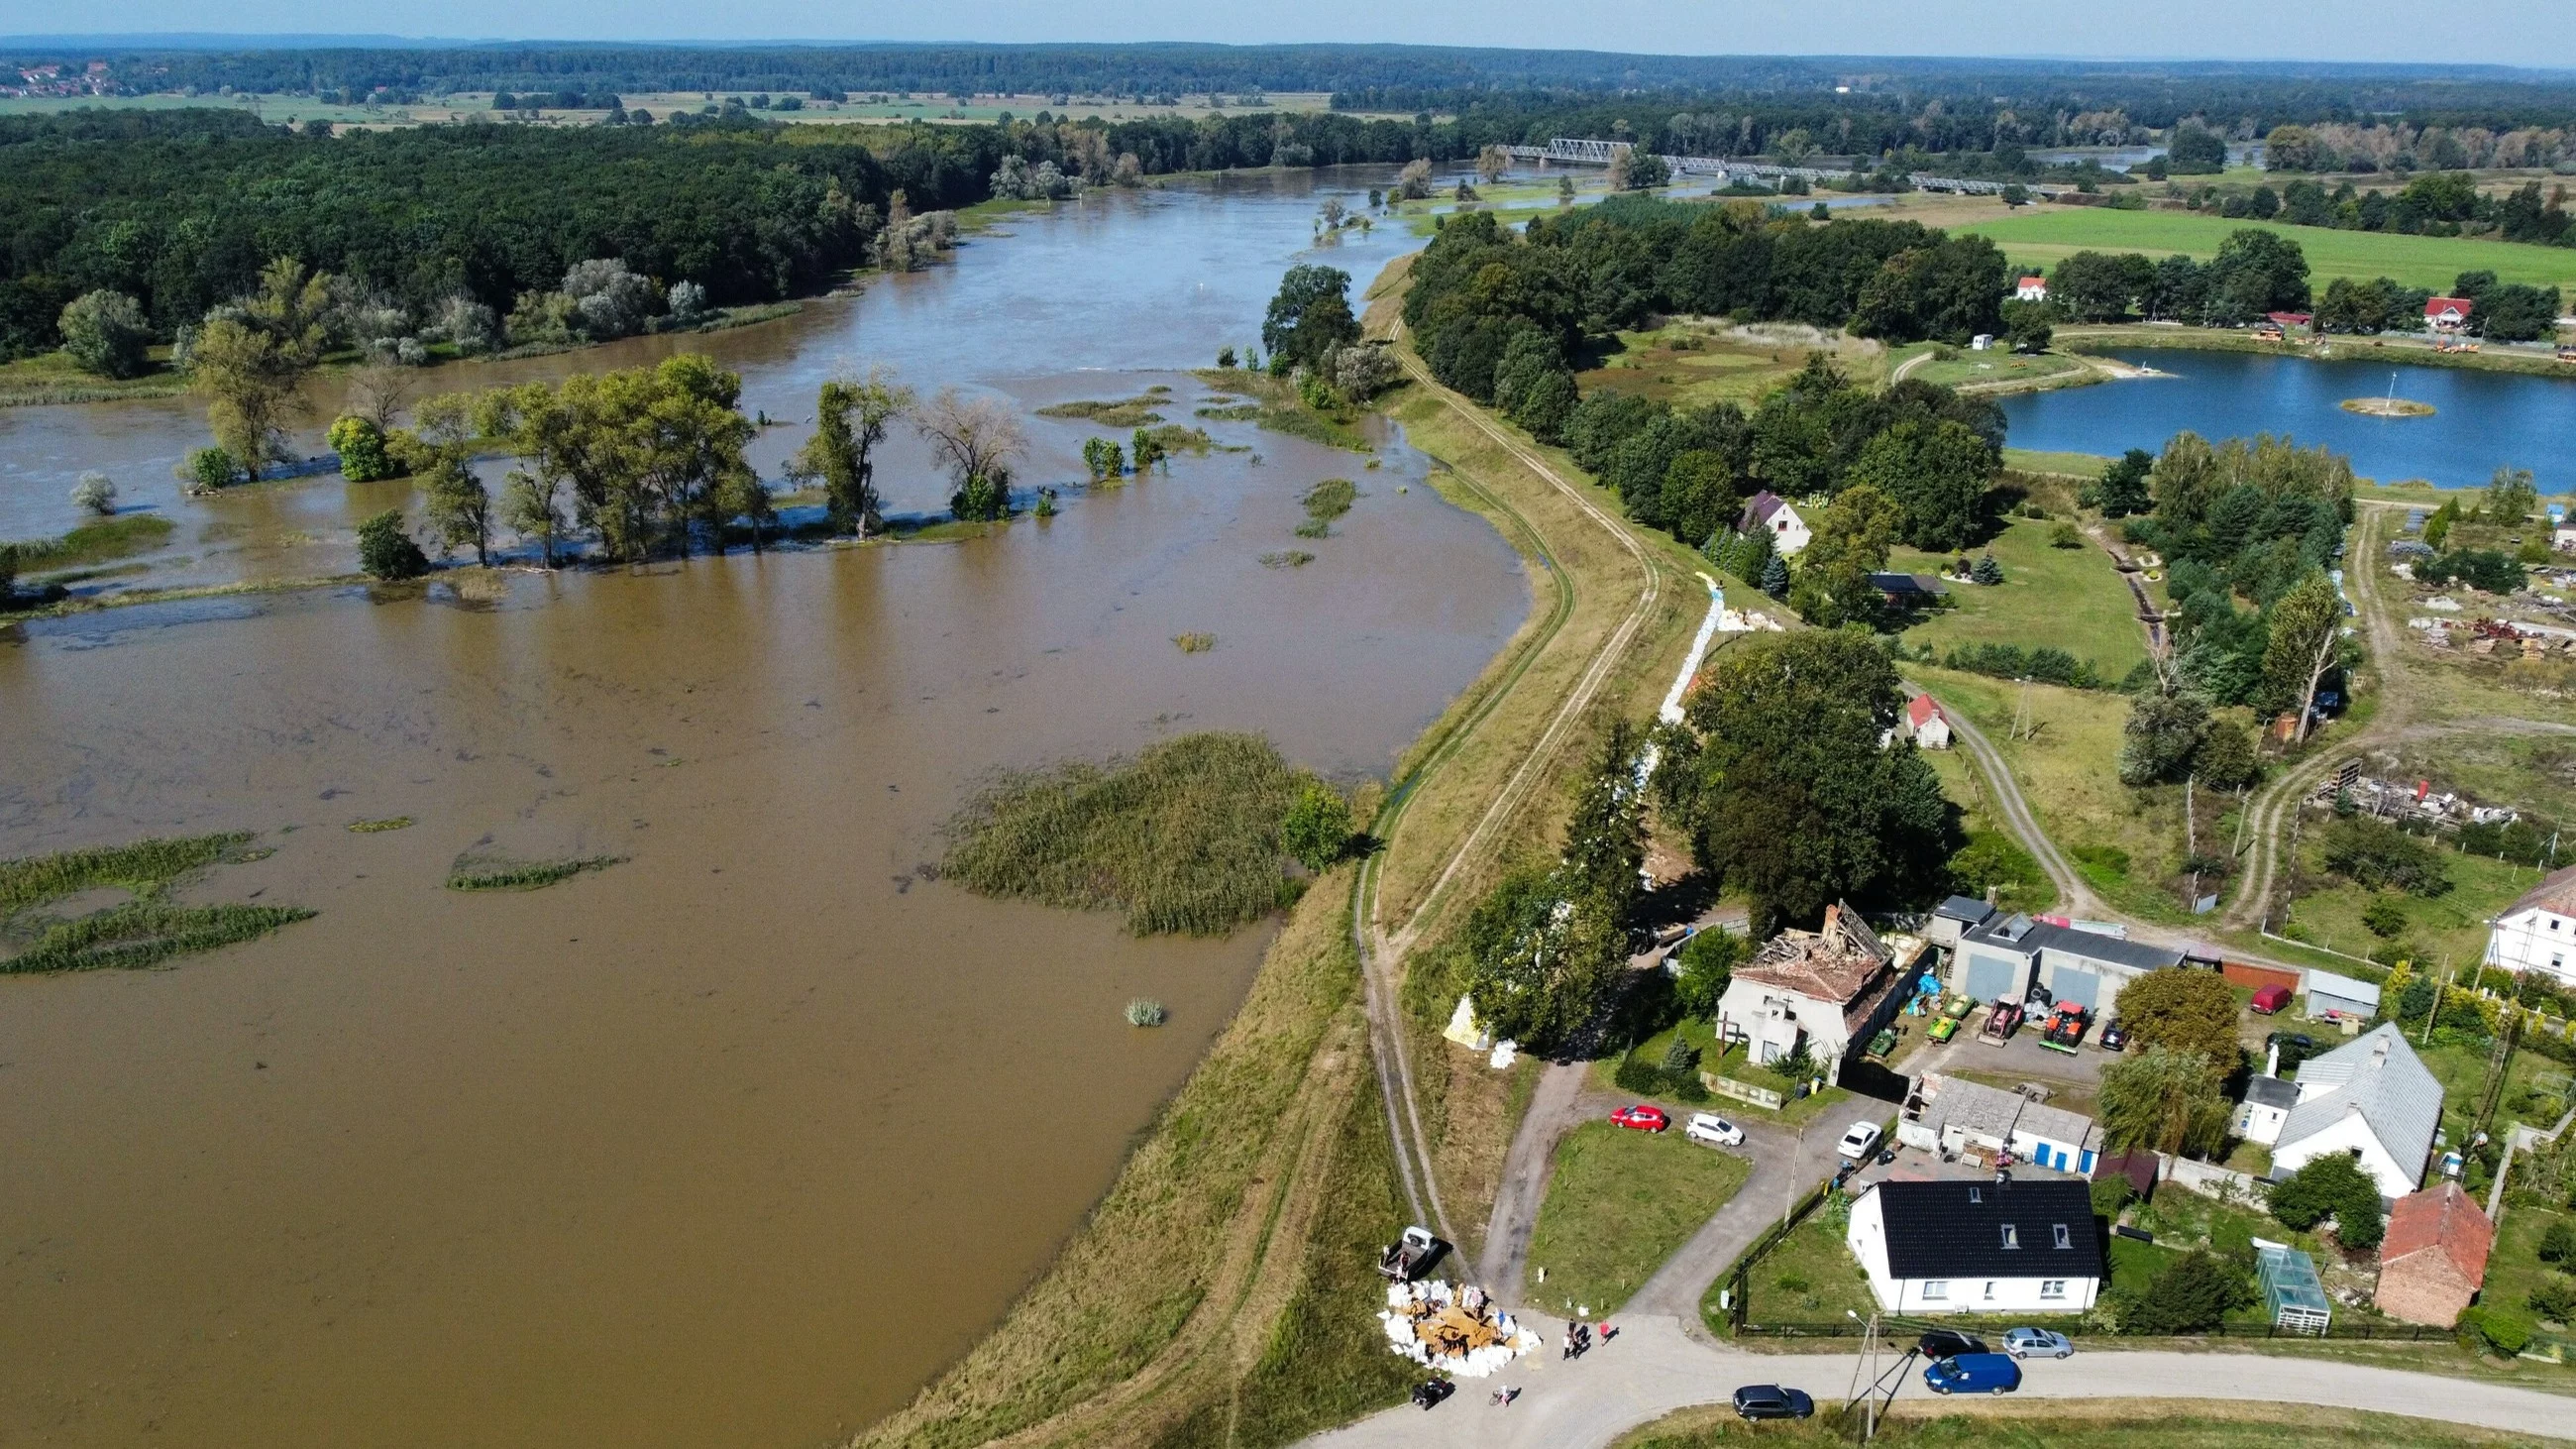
1836,1121,1882,1162
1610,1104,1669,1133
1731,1385,1815,1420
2251,983,2294,1014
1916,1329,1986,1359
2002,1327,2074,1359
1924,1352,2024,1395
2098,1019,2128,1052
1685,1112,1746,1147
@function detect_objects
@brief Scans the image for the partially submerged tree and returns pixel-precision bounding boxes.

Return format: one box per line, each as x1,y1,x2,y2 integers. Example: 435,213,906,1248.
394,392,490,566
915,388,1026,522
192,257,332,476
789,366,913,535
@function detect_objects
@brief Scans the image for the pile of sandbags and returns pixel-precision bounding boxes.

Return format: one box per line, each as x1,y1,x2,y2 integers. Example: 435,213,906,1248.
1377,1280,1539,1379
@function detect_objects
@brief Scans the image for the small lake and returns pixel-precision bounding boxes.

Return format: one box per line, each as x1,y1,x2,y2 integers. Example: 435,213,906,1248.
1999,347,2576,491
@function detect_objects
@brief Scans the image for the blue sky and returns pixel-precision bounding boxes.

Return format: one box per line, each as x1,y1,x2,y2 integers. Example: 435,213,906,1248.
1,2,2568,68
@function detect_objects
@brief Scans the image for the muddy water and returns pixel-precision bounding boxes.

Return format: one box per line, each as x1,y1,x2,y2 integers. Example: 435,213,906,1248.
0,170,1529,1446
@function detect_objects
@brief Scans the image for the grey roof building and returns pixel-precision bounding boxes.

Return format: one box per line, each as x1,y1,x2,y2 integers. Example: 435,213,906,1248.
2272,1023,2444,1199
1948,913,2188,1014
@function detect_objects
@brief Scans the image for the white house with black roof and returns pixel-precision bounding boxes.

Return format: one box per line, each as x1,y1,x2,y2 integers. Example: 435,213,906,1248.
1845,1177,2104,1315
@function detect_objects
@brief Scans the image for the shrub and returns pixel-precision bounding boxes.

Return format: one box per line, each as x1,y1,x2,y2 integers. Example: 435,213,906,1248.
2320,817,2452,897
328,414,399,483
2050,521,2084,548
1613,1053,1665,1095
1972,554,2004,585
184,446,240,494
2540,1219,2576,1265
1125,997,1169,1028
2268,1152,2384,1248
2478,1307,2532,1356
2528,1275,2576,1324
69,472,117,516
1281,784,1354,872
2091,1174,2136,1216
2122,1249,2253,1333
2362,894,2411,938
356,509,429,580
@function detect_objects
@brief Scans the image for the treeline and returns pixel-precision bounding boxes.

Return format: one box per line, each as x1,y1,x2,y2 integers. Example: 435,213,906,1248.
2205,169,2572,247
0,110,1005,359
2043,232,2562,338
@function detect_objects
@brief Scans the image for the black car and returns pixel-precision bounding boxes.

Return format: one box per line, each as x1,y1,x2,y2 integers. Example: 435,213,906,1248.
1409,1378,1453,1410
1732,1385,1816,1421
1918,1329,1988,1359
2099,1020,2129,1052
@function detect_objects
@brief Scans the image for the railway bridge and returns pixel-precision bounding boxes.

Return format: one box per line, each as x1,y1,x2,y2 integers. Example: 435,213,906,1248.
1497,138,2064,199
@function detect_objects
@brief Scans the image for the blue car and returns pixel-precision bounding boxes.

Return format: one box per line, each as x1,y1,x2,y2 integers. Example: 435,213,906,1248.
1923,1351,2023,1395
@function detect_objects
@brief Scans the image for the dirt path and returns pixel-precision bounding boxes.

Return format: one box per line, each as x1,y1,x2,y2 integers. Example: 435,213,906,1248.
1906,672,2101,922
1474,1060,1591,1298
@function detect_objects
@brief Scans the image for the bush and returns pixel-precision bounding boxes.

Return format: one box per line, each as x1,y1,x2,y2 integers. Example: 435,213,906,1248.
2123,1249,2253,1333
2050,521,2084,549
2540,1219,2576,1265
327,414,400,483
2478,1307,2532,1356
2091,1174,2136,1216
2362,894,2411,938
2320,817,2452,897
2528,1275,2576,1324
184,446,240,494
2268,1152,2384,1248
1280,784,1354,872
69,471,117,516
356,509,429,580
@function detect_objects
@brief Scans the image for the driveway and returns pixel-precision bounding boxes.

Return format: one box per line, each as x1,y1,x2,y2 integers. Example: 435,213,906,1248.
1301,1313,2576,1448
1623,1119,1840,1320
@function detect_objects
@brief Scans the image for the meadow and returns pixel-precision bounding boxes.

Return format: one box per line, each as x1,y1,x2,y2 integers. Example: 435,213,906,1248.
1955,207,2576,295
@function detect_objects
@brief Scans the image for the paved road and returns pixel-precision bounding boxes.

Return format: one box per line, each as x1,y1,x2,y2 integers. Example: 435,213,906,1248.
1623,1121,1839,1319
1477,1060,1589,1298
1304,1313,2576,1448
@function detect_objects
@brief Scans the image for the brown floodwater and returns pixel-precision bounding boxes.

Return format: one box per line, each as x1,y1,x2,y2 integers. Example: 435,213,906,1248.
0,170,1528,1446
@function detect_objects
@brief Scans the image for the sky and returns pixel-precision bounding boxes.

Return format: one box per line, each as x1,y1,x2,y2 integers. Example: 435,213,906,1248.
0,2,2570,68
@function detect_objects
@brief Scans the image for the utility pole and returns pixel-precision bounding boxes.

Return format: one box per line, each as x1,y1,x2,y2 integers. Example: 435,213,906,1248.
2421,954,2450,1047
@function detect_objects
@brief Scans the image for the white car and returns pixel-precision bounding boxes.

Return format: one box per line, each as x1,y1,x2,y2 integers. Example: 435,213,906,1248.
1685,1113,1746,1148
1835,1121,1882,1162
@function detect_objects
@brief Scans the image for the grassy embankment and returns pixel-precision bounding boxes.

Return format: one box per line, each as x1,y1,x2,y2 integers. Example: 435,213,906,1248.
1613,1400,2546,1449
1954,207,2576,295
0,832,312,973
857,256,1706,1447
4,512,177,581
1906,348,2093,392
0,348,187,405
1580,319,1894,409
1524,1122,1751,1318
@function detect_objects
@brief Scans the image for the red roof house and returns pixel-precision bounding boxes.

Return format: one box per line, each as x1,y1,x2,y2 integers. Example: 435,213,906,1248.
2014,276,2049,301
2425,296,2475,332
1904,694,1952,749
2375,1182,2494,1327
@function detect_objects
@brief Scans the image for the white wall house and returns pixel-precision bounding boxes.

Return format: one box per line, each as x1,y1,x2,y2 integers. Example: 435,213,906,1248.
1715,905,1900,1081
1846,1178,2102,1315
2237,1074,2298,1147
2487,863,2576,984
2015,276,2050,302
2270,1024,2442,1199
1739,491,1811,557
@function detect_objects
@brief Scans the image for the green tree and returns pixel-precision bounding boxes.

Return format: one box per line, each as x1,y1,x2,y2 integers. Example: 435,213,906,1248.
327,414,399,483
2123,1250,2253,1332
2362,894,2411,939
355,509,429,581
1999,297,2054,353
789,367,912,536
1463,871,1621,1053
1280,784,1354,872
1262,264,1358,371
2166,123,2229,174
2118,687,2211,787
1672,926,1744,1020
1972,553,2003,586
2541,1220,2576,1265
1789,483,1900,626
2085,448,2156,518
190,257,331,476
56,289,151,379
2261,572,2344,740
498,468,570,568
2098,1046,2230,1155
1845,419,1994,552
1664,628,1957,936
2319,817,2451,896
2112,970,2244,1078
395,392,491,566
2483,467,2539,526
2268,1152,2385,1249
2191,720,2260,791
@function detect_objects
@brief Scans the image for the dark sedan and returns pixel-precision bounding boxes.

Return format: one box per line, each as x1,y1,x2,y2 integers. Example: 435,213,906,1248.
1732,1385,1815,1420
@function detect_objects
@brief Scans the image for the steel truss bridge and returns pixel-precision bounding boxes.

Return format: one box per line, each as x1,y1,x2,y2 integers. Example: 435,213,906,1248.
1498,138,2065,199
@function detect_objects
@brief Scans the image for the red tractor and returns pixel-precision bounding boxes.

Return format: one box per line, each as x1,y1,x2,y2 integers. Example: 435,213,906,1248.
2040,1003,2090,1055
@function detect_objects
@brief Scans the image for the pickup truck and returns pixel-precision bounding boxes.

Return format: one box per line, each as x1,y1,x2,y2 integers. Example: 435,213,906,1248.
1378,1225,1444,1282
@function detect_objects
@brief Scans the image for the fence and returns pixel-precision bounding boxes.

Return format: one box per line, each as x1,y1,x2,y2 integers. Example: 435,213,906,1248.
1704,1073,1785,1110
1722,1178,1837,1331
1736,1317,2449,1342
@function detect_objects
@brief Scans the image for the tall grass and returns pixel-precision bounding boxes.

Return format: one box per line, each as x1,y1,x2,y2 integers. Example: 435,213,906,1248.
445,854,627,892
942,731,1314,936
0,832,252,913
3,902,315,973
1297,479,1357,537
1037,391,1169,427
5,514,176,572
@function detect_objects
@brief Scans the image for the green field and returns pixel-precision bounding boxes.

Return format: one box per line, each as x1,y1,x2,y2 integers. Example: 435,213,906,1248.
1723,1209,1878,1327
1956,208,2576,296
2280,847,2545,980
1908,350,2092,391
1891,515,2152,681
1525,1121,1751,1317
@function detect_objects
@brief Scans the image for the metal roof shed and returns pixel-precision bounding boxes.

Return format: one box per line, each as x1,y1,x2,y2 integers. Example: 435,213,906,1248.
2258,1245,2332,1335
2304,970,2382,1021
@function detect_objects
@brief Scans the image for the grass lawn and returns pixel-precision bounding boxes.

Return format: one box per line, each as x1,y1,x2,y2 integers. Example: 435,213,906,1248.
2280,848,2548,984
2416,1034,2569,1151
1891,515,2152,682
2483,1202,2571,1334
1954,207,2576,296
1593,1019,1861,1130
1526,1121,1752,1317
0,348,186,406
1612,1399,2555,1448
2004,447,2114,480
1908,350,2092,391
1727,1209,1878,1327
1578,321,1891,409
1907,666,2197,923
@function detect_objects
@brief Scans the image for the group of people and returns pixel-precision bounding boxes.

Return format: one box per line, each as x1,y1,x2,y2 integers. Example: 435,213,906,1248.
1559,1318,1615,1360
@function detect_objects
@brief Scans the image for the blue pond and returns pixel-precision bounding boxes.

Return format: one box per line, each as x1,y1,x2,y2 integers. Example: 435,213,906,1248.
1999,348,2576,491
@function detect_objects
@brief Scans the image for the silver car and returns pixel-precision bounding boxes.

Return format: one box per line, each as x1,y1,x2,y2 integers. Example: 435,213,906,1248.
2002,1327,2073,1359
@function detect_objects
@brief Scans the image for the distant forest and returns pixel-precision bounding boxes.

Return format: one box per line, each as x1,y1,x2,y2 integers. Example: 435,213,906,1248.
15,42,2576,134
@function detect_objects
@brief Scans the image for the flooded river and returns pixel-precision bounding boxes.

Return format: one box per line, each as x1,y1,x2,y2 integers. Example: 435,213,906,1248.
0,170,1529,1446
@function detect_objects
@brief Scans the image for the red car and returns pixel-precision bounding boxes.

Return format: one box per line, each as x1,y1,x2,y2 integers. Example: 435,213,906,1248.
2250,984,2293,1015
1610,1104,1670,1133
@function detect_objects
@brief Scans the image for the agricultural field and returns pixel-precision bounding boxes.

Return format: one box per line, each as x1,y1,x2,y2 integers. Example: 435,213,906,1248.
1889,514,2154,682
1955,207,2576,296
